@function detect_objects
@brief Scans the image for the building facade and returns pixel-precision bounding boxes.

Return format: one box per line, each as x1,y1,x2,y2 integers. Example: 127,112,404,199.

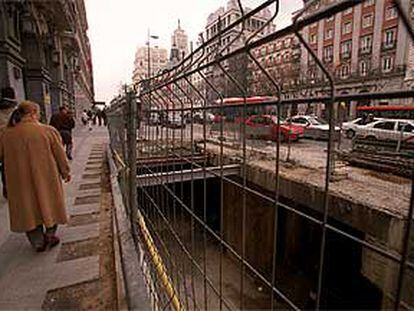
0,0,94,121
204,0,276,100
300,0,412,119
132,46,168,84
169,20,188,66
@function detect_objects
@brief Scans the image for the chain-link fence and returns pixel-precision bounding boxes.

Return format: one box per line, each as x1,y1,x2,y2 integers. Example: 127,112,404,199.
108,0,414,310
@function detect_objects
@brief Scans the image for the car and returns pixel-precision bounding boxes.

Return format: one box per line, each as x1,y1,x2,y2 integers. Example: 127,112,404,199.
245,115,304,142
353,119,414,142
193,112,215,124
164,113,185,128
148,112,161,125
284,115,340,140
342,117,381,139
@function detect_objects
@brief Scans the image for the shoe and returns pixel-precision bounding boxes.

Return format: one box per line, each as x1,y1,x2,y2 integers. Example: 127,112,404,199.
35,244,47,252
34,239,47,252
67,155,73,160
45,235,60,249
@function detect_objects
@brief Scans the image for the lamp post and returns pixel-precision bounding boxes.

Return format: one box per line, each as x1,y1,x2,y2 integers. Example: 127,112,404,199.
147,29,159,140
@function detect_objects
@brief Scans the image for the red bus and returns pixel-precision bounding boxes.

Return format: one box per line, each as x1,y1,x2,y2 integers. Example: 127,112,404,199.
356,105,414,120
212,96,278,122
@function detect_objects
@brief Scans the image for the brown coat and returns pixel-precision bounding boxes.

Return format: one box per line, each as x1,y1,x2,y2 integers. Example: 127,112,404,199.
0,120,70,232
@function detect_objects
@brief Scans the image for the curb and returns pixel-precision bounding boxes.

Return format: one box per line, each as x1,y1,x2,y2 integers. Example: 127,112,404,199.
107,148,151,310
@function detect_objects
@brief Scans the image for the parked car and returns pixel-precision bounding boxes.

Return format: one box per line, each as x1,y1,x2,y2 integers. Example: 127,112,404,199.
193,112,215,124
342,117,380,139
245,115,304,142
284,115,340,140
148,112,161,125
354,119,414,142
164,113,185,128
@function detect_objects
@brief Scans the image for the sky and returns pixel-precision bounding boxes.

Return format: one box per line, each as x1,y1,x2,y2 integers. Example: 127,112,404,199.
85,0,303,103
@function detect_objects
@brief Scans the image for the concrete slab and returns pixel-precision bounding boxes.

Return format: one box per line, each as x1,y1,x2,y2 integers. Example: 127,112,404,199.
70,203,100,216
76,188,101,197
60,223,100,244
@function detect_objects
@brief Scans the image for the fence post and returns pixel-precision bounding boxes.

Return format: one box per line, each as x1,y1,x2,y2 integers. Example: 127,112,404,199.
127,89,138,234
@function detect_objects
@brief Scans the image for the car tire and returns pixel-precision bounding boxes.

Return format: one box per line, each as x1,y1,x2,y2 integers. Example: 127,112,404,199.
346,129,355,139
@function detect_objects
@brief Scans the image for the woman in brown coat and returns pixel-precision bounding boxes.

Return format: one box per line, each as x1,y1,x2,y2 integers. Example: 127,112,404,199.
0,101,71,252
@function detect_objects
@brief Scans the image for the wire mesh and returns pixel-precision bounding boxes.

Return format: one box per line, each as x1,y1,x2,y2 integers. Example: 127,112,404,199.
108,0,414,309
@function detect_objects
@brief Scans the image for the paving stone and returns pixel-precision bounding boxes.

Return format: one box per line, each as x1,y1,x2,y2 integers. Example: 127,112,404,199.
82,173,101,180
84,167,102,172
76,188,101,197
60,223,99,244
70,203,100,215
74,195,100,205
78,182,101,191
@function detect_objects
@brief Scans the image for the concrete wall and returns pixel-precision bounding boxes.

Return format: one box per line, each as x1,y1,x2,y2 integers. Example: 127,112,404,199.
211,153,414,309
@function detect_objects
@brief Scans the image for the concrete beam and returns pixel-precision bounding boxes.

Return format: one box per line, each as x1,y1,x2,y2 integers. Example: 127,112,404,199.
137,164,240,187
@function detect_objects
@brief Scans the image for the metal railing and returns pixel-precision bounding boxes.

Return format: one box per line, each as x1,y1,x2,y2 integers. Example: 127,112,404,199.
108,0,414,310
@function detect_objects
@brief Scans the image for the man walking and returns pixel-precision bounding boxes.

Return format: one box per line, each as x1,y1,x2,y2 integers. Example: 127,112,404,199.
50,106,75,160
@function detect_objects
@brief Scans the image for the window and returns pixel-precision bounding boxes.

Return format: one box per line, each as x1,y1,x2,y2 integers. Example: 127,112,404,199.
360,35,372,53
323,45,333,62
382,56,394,72
385,6,398,20
363,0,375,7
373,121,396,130
340,64,350,78
384,28,397,48
341,40,352,58
275,53,281,63
310,33,317,44
325,28,333,40
398,122,414,132
359,60,369,76
342,21,352,34
292,117,309,125
276,40,282,50
284,38,291,47
362,14,374,28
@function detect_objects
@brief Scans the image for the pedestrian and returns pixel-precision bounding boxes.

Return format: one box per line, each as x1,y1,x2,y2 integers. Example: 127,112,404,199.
102,109,107,126
97,109,103,126
0,87,18,199
92,110,97,125
87,109,93,130
50,106,75,160
0,100,71,252
81,109,88,126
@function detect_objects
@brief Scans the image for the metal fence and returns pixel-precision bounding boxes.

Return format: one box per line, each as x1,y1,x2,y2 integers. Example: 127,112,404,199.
108,0,414,310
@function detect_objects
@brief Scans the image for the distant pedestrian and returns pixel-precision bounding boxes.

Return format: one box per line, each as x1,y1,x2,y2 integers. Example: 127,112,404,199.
0,101,71,252
50,106,75,160
102,109,107,126
97,109,103,126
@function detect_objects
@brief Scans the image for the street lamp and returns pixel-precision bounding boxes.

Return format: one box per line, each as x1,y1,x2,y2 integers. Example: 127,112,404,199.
146,30,159,139
147,29,159,81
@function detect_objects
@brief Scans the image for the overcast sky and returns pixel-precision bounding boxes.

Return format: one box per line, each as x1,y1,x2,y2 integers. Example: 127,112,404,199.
85,0,303,103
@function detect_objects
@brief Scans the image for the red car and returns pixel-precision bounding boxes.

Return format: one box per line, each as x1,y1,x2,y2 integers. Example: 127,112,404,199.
244,115,304,142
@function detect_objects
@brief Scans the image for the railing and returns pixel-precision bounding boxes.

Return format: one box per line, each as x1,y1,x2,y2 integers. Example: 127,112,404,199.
108,0,414,310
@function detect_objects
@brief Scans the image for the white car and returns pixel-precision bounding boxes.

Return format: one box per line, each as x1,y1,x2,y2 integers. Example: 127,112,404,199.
164,113,185,128
285,115,340,140
342,117,381,139
354,119,414,142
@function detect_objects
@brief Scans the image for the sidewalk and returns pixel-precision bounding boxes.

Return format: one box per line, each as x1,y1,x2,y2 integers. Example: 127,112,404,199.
0,125,116,309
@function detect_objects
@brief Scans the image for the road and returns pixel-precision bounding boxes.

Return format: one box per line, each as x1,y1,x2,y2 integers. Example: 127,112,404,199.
139,123,352,170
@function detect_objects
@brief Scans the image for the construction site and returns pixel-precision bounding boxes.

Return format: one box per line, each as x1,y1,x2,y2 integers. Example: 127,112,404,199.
106,0,414,310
